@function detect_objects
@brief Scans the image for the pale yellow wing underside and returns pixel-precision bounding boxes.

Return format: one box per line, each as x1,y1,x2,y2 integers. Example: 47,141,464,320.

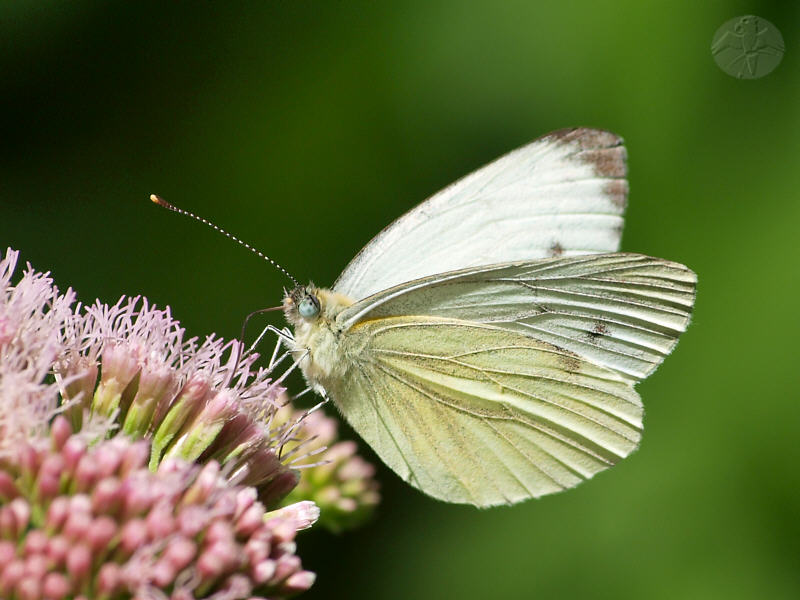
327,316,642,507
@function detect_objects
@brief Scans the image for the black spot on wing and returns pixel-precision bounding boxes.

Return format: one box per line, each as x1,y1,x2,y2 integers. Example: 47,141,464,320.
549,241,565,257
587,322,609,341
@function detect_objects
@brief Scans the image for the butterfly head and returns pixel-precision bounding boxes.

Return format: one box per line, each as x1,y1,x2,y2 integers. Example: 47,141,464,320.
283,284,355,331
283,284,321,325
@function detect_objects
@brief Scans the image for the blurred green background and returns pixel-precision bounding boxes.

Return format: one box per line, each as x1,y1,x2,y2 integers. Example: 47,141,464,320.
2,2,798,599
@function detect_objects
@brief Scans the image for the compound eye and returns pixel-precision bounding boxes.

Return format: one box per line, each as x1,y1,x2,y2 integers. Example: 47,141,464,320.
298,295,320,319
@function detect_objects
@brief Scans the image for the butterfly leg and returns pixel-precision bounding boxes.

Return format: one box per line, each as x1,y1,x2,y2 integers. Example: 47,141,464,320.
290,386,313,402
267,334,284,370
266,347,309,395
274,382,331,468
251,324,294,355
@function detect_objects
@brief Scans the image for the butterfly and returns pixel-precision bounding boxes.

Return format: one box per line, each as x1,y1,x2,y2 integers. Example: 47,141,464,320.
280,128,696,508
154,127,696,508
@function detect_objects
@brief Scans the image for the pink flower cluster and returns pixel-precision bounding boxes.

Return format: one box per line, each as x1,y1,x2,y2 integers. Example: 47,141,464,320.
0,246,383,597
0,417,316,599
0,247,300,504
277,405,380,533
0,249,76,455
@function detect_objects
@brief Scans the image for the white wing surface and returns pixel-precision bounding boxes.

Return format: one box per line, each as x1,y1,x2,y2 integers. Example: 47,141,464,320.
333,128,628,300
329,316,642,507
337,254,696,382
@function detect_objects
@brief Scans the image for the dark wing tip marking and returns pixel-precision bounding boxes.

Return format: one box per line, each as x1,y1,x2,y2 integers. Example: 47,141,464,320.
545,127,628,181
603,179,629,209
546,127,624,149
577,147,627,178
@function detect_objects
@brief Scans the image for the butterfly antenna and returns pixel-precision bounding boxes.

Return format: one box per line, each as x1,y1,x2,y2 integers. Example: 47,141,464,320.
150,195,299,286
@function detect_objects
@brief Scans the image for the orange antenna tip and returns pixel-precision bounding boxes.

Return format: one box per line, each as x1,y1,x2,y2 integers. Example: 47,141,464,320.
150,194,170,207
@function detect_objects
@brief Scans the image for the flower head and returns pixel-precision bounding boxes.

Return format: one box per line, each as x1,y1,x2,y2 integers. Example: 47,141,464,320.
276,403,380,533
0,248,76,458
0,247,308,505
0,417,316,599
0,247,382,597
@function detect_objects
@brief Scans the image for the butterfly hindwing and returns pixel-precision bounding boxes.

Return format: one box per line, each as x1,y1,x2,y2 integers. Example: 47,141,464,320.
325,316,642,507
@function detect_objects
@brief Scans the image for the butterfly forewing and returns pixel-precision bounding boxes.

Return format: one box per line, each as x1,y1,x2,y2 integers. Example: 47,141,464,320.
325,316,642,507
333,128,629,301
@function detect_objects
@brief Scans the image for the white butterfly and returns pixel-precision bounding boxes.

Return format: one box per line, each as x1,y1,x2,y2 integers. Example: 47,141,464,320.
281,128,696,507
155,128,696,508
